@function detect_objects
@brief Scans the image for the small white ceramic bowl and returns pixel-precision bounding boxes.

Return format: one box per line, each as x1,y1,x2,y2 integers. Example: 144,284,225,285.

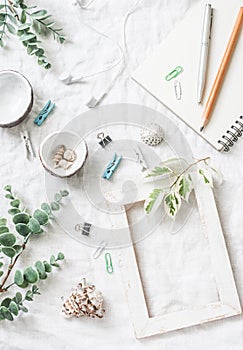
39,131,88,178
0,70,33,127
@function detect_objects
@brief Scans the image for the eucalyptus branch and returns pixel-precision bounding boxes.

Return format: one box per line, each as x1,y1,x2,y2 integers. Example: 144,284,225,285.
0,0,65,68
0,186,69,322
0,233,30,292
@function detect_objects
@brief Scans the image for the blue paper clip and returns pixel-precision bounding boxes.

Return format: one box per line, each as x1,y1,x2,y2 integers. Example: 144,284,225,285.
34,100,55,126
102,153,122,180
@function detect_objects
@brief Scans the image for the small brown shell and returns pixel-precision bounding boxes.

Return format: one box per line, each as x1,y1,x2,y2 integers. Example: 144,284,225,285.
58,159,73,170
63,149,76,162
53,145,65,166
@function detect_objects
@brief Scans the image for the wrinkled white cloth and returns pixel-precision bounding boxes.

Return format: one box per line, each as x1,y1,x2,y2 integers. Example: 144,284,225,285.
0,1,243,349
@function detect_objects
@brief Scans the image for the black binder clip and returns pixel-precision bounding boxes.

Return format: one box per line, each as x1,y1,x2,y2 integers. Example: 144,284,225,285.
74,222,92,236
97,132,112,148
82,222,92,236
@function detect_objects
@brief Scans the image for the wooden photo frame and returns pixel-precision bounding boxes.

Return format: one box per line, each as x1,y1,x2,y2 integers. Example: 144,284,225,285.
109,178,241,339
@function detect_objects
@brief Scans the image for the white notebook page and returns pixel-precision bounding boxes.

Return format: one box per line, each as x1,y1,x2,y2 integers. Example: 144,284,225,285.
132,0,243,151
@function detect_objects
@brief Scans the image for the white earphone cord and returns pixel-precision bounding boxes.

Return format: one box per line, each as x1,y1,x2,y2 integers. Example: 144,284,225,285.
74,0,142,107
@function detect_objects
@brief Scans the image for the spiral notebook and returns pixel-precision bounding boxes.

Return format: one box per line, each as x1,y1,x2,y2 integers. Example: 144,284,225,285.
132,0,243,152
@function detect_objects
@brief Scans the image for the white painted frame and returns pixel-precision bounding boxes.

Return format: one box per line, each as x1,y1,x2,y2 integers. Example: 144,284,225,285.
109,179,242,339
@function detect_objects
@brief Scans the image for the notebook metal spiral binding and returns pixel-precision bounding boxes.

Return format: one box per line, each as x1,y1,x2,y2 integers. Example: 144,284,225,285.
218,116,243,152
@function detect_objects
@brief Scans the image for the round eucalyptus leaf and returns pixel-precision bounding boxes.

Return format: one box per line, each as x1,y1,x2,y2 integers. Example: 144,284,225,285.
14,270,24,286
4,185,11,192
43,261,52,273
13,245,22,254
51,202,60,211
5,194,14,200
57,252,65,260
32,285,39,293
9,301,18,316
8,208,21,216
15,292,22,303
54,193,62,202
0,262,3,268
10,199,20,208
35,229,44,235
13,212,29,225
24,267,38,284
28,218,41,233
60,190,69,197
0,218,7,226
41,203,51,215
0,226,9,234
0,271,3,277
20,305,28,313
25,291,33,301
33,209,49,226
0,306,13,321
50,255,56,265
15,223,30,237
0,233,16,247
2,247,16,258
1,298,11,307
34,261,45,278
18,280,29,289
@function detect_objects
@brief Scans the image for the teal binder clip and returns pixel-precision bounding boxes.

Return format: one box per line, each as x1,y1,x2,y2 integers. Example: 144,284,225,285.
102,153,122,180
34,100,55,126
165,66,183,81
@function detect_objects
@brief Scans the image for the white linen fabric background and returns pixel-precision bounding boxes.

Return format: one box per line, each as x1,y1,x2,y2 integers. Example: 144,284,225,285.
0,0,243,349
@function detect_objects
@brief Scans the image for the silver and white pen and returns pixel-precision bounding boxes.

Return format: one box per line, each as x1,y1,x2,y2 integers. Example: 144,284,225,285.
197,4,213,104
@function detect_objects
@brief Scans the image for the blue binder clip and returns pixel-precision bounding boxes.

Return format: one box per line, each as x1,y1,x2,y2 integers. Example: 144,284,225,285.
102,153,122,180
34,100,55,126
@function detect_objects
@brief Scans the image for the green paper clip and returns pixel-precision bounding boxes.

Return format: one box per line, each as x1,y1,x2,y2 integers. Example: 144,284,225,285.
105,253,113,274
165,66,183,81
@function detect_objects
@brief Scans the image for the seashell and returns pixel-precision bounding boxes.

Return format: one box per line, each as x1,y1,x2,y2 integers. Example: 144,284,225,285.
63,149,76,162
58,159,73,170
62,278,105,319
140,123,163,146
40,131,88,178
53,145,65,167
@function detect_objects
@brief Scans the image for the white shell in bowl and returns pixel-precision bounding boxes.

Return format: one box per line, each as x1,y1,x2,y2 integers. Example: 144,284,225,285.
0,70,33,128
39,131,88,178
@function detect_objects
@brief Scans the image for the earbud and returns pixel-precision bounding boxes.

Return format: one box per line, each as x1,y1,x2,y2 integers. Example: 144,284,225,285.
59,71,73,84
59,71,84,85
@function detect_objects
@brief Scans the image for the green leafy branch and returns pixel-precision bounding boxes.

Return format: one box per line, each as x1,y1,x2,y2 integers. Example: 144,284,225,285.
0,186,69,321
145,156,217,218
0,0,65,68
0,253,64,321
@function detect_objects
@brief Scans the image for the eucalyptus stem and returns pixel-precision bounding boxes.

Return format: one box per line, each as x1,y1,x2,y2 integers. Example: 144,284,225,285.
0,233,31,292
4,281,16,290
27,13,61,39
7,0,19,19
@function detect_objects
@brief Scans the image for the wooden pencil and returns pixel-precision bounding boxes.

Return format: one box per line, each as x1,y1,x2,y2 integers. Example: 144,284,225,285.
201,7,243,131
